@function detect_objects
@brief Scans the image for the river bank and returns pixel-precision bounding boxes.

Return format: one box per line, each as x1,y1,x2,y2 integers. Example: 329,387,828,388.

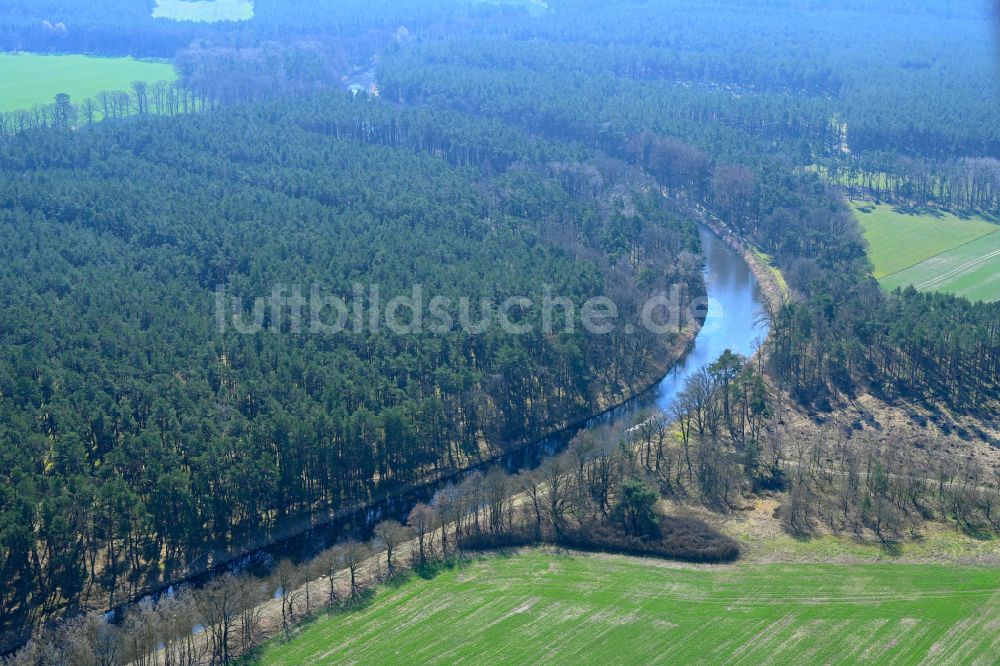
39,235,709,653
14,219,776,664
9,220,770,660
698,211,789,314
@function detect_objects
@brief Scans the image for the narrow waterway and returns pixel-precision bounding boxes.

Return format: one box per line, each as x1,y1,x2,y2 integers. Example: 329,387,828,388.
645,225,769,412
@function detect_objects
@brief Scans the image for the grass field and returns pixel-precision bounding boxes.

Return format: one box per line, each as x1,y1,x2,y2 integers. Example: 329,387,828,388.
854,203,1000,303
0,53,176,113
882,233,1000,303
256,550,1000,665
152,0,254,22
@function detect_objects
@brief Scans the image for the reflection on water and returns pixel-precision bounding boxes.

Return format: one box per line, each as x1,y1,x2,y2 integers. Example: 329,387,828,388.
647,226,769,412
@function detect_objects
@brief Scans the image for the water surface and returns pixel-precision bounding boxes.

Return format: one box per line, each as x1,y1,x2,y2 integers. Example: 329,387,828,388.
646,225,769,412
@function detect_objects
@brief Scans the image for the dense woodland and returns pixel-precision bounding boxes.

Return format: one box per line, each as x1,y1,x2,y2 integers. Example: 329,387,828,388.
0,92,703,646
2,0,1000,660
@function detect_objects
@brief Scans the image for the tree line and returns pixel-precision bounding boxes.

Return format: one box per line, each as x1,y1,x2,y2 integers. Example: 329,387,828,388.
819,154,1000,215
5,349,760,666
0,81,210,137
5,0,1000,655
0,0,491,59
14,341,995,663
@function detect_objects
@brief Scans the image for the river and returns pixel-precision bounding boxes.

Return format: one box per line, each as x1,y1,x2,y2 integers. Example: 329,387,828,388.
645,224,769,412
109,223,769,622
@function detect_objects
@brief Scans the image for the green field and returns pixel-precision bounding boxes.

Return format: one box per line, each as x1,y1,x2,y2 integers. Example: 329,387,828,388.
152,0,254,22
0,53,176,113
257,551,1000,665
855,203,1000,302
882,232,1000,303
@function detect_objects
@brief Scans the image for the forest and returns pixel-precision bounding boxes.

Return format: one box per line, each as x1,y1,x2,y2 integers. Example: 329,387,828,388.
2,0,1000,661
372,5,1000,408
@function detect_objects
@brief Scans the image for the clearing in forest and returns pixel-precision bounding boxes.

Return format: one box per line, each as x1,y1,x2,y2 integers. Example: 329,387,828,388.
0,53,176,113
152,0,254,22
256,550,1000,665
855,202,1000,302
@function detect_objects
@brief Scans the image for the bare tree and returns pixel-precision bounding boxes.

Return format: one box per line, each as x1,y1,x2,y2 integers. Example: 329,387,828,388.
518,471,546,539
123,598,159,666
540,455,571,535
483,468,513,535
431,487,460,555
274,560,299,634
79,98,97,125
786,479,814,536
197,574,241,665
648,413,672,476
342,539,371,598
586,442,620,519
300,558,319,616
671,393,696,482
408,503,435,565
83,613,123,666
985,469,1000,530
131,81,149,115
8,639,58,666
318,545,344,606
51,614,107,666
373,520,410,573
234,575,267,650
568,433,599,518
96,90,112,119
458,471,485,534
869,496,903,545
157,592,205,666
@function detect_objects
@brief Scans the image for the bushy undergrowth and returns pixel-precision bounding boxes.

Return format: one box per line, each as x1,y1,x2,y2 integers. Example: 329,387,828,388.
458,515,739,564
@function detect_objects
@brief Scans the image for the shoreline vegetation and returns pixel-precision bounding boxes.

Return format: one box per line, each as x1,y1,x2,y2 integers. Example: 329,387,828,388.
0,86,715,651
698,212,789,314
7,216,771,662
134,419,999,666
89,283,706,630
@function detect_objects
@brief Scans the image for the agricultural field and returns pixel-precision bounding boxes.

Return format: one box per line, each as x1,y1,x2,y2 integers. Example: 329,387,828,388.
152,0,254,22
0,53,176,113
882,233,1000,304
855,203,1000,302
257,550,1000,665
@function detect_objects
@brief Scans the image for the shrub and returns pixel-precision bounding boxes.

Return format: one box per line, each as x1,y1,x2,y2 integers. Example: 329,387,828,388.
556,516,739,564
457,516,739,564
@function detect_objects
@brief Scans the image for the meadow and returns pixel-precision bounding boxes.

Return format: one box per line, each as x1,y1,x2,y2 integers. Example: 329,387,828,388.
152,0,254,22
855,203,1000,302
256,550,1000,665
0,53,176,113
882,232,1000,303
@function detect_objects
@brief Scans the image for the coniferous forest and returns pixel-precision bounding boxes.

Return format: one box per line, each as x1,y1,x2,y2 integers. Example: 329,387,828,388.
1,0,999,661
0,92,705,639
